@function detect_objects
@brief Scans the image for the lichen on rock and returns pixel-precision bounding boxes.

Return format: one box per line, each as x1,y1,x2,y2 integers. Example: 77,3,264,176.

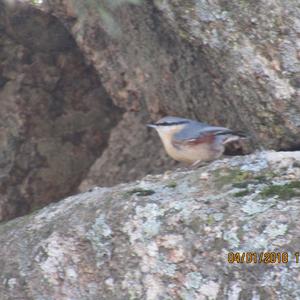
0,151,300,299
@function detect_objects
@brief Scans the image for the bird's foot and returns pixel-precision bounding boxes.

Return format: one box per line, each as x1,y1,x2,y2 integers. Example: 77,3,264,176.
189,160,208,169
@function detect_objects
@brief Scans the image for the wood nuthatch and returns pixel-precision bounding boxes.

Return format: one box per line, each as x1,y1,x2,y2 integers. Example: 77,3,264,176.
147,116,247,166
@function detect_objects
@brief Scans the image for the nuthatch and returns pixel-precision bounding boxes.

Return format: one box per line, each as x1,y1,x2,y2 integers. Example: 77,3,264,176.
147,116,246,166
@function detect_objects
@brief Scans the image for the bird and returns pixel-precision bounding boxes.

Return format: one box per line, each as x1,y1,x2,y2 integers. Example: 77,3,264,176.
147,116,247,167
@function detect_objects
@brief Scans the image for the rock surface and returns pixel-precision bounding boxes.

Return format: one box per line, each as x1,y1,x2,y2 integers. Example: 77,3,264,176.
1,151,300,299
0,2,121,221
42,0,300,150
1,0,300,221
41,0,300,188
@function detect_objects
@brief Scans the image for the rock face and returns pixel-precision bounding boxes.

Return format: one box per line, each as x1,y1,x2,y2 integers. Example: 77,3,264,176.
0,2,122,221
1,0,300,220
42,0,300,150
40,0,300,188
1,151,300,299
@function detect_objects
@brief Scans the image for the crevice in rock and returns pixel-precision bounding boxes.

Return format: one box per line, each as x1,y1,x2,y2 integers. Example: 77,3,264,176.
0,1,124,221
279,145,300,152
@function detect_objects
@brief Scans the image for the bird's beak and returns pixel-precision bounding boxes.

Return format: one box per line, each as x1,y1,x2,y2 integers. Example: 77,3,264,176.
146,124,157,128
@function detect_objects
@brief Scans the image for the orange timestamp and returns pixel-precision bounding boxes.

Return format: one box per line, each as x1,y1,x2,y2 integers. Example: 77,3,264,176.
228,252,300,264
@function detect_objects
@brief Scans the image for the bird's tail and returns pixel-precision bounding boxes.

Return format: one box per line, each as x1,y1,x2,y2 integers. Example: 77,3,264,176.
215,130,247,138
214,130,248,145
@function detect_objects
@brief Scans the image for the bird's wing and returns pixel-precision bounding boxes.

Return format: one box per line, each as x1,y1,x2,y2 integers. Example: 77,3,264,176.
173,125,246,146
201,126,247,138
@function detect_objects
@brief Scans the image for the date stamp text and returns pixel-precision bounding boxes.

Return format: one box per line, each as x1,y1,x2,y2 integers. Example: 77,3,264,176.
228,252,300,264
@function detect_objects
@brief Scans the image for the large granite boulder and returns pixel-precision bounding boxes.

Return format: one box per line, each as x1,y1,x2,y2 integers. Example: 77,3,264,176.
1,151,300,299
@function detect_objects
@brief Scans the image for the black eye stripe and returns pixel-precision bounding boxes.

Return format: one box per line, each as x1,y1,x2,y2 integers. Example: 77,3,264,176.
155,121,189,126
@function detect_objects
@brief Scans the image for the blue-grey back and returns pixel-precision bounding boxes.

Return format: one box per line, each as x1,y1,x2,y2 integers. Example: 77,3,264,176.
174,121,231,141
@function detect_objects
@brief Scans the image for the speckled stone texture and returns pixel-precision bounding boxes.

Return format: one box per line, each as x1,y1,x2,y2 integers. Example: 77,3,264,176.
39,0,300,189
2,0,300,220
42,0,300,149
1,151,300,299
0,2,121,221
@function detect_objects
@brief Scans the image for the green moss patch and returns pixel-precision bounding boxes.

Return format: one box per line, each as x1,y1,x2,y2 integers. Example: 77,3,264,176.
260,181,300,200
214,168,252,188
232,181,255,188
254,171,277,181
214,168,281,197
233,189,251,197
124,188,155,197
165,181,177,188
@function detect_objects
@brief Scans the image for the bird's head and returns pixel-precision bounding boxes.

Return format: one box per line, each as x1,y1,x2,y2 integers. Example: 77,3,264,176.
147,116,191,140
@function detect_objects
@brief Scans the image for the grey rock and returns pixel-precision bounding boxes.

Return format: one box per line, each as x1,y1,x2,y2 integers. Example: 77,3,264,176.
1,151,300,299
0,2,122,221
